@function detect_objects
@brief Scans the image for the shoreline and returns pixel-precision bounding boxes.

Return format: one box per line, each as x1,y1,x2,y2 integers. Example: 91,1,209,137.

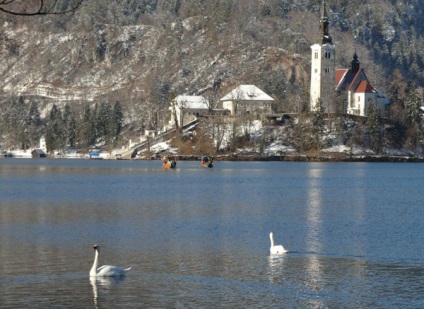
3,153,423,162
137,154,424,163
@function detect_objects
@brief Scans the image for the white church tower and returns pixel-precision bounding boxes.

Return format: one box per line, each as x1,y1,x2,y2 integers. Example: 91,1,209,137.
310,0,335,112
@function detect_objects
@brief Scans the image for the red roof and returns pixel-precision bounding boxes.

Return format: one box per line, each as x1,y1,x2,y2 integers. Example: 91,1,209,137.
335,69,348,87
355,80,375,93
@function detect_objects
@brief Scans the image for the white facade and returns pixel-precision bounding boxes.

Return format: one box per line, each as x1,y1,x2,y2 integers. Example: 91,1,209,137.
169,95,209,127
310,0,335,112
310,43,335,112
220,85,274,116
311,1,390,117
347,88,389,117
39,136,47,151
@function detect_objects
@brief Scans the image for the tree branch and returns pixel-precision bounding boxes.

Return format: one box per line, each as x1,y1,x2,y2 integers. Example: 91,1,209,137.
0,0,84,16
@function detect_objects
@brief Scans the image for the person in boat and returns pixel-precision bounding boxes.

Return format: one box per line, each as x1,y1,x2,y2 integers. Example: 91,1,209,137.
201,155,214,167
207,156,214,167
163,154,177,168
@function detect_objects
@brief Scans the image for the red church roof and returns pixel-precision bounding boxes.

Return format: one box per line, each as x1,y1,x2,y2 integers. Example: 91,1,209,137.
335,69,348,87
355,80,375,93
336,67,371,94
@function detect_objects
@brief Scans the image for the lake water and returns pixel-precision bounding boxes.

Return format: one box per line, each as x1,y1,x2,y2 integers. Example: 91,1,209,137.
0,158,423,308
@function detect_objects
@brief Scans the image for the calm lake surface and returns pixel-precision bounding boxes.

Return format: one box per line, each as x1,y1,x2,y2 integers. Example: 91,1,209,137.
1,159,424,308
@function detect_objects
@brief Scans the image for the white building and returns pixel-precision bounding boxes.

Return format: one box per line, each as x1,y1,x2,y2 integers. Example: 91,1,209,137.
310,0,389,116
219,84,274,116
169,95,210,127
310,0,335,113
336,54,390,117
39,136,47,151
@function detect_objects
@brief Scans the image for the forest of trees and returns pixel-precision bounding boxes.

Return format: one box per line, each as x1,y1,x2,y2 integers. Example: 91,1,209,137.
0,97,123,154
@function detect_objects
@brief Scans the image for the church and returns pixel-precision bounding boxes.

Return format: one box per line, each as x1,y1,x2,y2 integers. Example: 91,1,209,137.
310,1,390,116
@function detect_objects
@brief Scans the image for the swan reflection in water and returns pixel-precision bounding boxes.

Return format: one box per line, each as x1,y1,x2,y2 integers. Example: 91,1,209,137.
90,275,125,307
267,253,288,285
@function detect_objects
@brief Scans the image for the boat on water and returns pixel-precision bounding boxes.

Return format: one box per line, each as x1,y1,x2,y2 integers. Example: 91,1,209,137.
89,153,103,160
162,154,177,169
201,155,214,168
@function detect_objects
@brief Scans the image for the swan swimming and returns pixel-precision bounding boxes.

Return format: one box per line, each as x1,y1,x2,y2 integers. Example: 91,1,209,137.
90,245,131,277
269,232,288,254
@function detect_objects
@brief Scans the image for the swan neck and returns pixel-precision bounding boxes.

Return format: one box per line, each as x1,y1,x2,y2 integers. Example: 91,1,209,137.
90,250,99,276
270,233,275,247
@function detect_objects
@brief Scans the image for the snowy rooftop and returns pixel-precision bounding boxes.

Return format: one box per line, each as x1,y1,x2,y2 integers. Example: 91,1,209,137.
220,85,274,101
174,95,209,109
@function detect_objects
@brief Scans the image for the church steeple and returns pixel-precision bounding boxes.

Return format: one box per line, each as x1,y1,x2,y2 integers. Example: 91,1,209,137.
319,0,332,44
310,0,335,113
351,53,360,72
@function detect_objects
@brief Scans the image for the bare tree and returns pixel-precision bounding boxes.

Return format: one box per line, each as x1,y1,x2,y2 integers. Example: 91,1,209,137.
0,0,84,16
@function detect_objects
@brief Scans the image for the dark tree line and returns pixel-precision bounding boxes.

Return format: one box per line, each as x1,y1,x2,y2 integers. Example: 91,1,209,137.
0,97,123,153
2,96,41,150
45,101,123,153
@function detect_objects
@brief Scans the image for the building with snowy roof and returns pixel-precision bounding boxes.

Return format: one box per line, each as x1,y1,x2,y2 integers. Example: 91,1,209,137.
219,84,274,116
169,95,210,127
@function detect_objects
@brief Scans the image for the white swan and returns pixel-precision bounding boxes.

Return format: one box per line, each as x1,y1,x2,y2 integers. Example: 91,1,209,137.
90,245,131,277
269,232,288,254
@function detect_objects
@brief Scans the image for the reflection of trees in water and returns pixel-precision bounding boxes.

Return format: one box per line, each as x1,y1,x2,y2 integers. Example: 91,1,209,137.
90,276,125,308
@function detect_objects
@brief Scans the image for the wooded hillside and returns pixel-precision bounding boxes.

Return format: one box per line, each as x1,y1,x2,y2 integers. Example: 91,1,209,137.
0,0,423,155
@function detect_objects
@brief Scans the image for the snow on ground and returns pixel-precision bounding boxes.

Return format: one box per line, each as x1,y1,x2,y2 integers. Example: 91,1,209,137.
4,150,33,158
266,141,296,155
321,144,374,154
148,141,177,155
382,147,415,156
115,119,422,159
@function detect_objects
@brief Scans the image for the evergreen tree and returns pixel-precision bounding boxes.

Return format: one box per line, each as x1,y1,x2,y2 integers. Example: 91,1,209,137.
27,100,41,147
113,100,123,139
96,102,115,144
92,103,100,142
80,104,96,149
404,86,423,154
104,102,115,144
15,96,29,149
366,100,382,153
311,98,325,149
4,96,27,149
405,87,422,127
45,104,63,153
63,104,76,148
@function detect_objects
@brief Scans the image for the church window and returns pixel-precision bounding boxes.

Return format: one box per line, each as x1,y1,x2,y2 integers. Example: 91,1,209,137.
314,52,318,59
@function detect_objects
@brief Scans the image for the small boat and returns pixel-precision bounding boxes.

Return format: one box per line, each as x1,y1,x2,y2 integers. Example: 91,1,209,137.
89,153,103,160
163,154,177,169
201,155,214,168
